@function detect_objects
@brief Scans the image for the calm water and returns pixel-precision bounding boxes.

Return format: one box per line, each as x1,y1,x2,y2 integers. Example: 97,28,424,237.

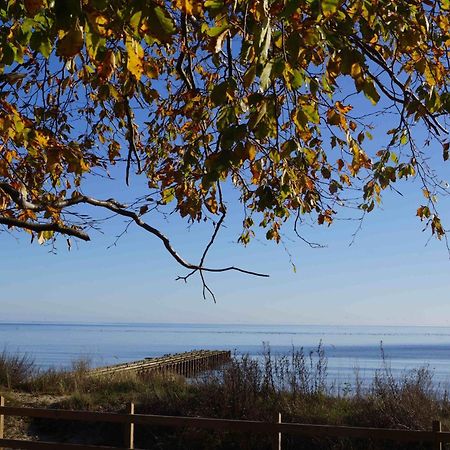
1,322,450,387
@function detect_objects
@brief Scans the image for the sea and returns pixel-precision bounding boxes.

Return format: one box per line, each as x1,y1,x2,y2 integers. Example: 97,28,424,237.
1,322,450,390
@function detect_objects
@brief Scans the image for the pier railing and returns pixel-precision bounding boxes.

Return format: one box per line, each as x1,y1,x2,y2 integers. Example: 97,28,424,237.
0,397,446,450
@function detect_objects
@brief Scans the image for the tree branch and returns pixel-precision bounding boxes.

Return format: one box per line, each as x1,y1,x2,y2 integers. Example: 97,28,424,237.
350,35,447,135
0,182,268,278
0,216,90,241
0,183,40,211
124,96,141,186
81,195,268,277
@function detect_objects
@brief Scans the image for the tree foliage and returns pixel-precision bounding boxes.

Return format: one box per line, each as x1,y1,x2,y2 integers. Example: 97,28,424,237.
1,0,450,290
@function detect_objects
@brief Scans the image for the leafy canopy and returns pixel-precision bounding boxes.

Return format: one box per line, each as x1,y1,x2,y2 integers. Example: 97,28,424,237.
1,0,450,288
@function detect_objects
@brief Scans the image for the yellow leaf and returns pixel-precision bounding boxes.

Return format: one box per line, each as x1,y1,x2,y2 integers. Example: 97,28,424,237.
205,196,218,213
335,101,353,114
87,12,110,36
126,36,144,81
175,0,203,15
245,142,257,161
424,63,437,86
34,130,49,147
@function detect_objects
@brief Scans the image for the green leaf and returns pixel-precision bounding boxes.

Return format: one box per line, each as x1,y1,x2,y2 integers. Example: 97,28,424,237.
211,82,228,106
38,230,54,245
2,43,15,65
205,0,224,9
260,61,273,92
162,187,175,204
303,103,319,124
54,0,82,29
290,68,304,89
248,101,267,130
30,31,52,58
321,0,339,14
91,0,108,10
146,6,176,43
243,65,256,89
258,18,271,64
85,27,105,61
207,24,229,37
363,80,380,105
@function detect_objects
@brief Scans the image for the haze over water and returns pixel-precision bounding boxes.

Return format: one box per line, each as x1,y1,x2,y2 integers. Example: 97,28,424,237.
2,322,450,387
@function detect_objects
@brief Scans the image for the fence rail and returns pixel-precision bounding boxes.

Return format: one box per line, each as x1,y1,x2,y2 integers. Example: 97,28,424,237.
0,397,447,450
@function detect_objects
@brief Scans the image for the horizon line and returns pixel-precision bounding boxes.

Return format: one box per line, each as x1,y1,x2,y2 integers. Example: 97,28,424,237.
0,320,448,328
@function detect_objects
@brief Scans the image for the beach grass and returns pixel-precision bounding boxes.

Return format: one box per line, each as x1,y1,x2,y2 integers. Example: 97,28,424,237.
0,345,448,449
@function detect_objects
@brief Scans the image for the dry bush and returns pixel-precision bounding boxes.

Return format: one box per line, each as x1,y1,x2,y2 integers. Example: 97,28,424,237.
0,349,35,388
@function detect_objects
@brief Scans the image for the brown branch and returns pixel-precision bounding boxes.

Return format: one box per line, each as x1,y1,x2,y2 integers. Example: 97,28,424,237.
176,51,192,89
0,217,90,241
124,97,141,186
0,183,39,211
0,182,268,277
200,270,216,303
226,34,233,80
81,196,268,277
350,35,447,135
176,13,195,90
199,187,226,268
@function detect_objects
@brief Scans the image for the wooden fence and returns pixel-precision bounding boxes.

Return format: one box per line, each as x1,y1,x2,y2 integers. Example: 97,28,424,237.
0,397,447,450
90,350,231,377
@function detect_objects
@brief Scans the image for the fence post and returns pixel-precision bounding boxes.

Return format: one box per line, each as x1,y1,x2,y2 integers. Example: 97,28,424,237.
125,402,134,449
433,420,442,450
0,396,4,450
272,412,281,450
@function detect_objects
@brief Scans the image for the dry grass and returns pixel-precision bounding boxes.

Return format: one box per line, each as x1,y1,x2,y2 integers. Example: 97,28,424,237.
0,345,448,449
0,349,35,388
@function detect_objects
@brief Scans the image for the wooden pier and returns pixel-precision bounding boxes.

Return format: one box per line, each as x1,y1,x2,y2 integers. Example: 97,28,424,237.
91,350,231,378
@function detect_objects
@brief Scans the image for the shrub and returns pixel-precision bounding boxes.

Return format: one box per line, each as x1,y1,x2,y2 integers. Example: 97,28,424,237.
0,349,35,388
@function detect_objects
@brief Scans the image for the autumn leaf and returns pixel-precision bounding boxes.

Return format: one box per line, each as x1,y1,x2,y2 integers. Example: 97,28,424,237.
443,142,449,161
56,26,84,58
2,0,450,264
97,49,116,80
126,36,144,81
175,0,203,15
24,0,44,16
205,196,218,213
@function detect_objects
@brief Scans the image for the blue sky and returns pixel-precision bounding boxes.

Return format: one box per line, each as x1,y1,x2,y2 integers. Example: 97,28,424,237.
2,170,450,326
2,49,450,326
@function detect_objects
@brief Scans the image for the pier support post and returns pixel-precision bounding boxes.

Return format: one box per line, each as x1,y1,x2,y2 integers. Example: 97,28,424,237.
272,412,281,450
0,396,4,450
125,402,135,449
433,420,442,450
